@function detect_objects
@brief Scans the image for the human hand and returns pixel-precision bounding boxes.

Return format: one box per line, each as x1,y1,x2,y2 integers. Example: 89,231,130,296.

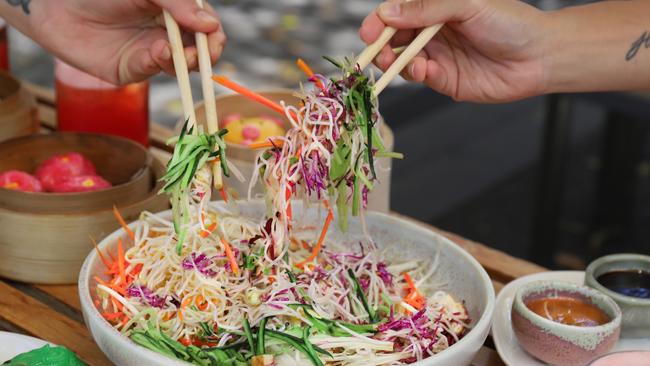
360,0,550,103
33,0,226,85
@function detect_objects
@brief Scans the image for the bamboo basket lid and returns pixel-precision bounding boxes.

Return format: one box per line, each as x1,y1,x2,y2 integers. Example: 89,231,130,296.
0,71,38,142
0,133,152,213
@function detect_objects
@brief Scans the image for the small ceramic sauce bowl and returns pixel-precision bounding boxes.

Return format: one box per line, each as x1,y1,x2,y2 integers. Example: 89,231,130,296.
585,253,650,338
512,281,622,366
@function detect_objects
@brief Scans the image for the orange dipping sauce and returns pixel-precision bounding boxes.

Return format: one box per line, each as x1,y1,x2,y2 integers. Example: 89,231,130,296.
526,297,610,327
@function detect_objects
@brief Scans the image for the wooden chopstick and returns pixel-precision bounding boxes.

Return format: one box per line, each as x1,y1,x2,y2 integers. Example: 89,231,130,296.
355,0,414,70
356,15,444,97
356,27,398,70
194,0,223,188
164,8,223,188
373,23,443,96
163,10,197,129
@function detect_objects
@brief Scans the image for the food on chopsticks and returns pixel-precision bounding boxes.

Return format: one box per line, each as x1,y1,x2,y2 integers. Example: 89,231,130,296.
0,152,112,193
222,114,286,146
215,57,403,236
158,121,242,254
94,57,468,365
0,170,43,192
2,345,86,366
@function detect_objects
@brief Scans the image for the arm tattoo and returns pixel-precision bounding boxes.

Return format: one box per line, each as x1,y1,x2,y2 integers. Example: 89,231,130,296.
626,31,650,61
5,0,30,14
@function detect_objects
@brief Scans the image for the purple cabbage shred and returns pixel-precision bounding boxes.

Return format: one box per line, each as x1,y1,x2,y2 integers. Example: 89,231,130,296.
126,285,167,308
182,252,217,277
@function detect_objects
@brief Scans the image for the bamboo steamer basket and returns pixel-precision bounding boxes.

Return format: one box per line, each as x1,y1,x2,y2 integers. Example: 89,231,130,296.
0,134,169,284
0,133,152,212
181,90,394,212
0,71,38,142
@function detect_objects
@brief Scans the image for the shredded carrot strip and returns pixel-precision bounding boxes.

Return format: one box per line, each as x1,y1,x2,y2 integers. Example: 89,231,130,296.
120,315,129,327
107,250,116,263
212,75,296,119
94,276,110,287
105,261,119,276
129,263,143,279
181,296,194,309
200,222,217,238
113,206,135,241
112,297,124,312
95,276,126,296
285,186,293,222
195,295,209,311
248,139,285,150
403,272,417,289
90,236,112,269
220,238,240,276
219,186,228,203
117,238,126,286
178,310,184,322
296,58,327,94
402,272,426,310
296,201,334,268
268,276,276,284
102,312,124,321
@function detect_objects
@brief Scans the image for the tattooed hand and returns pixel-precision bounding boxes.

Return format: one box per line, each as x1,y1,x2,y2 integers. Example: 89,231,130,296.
26,0,226,84
6,0,30,14
626,31,650,61
360,0,549,103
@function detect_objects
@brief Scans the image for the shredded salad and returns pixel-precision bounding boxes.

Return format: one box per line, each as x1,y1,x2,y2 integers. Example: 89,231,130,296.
95,58,470,366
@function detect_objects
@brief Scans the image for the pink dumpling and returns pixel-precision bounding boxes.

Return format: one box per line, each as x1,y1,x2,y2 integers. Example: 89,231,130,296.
0,170,43,192
51,175,112,193
36,152,96,191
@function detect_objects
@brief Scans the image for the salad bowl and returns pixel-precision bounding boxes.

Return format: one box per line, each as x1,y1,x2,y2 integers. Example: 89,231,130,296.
79,201,495,366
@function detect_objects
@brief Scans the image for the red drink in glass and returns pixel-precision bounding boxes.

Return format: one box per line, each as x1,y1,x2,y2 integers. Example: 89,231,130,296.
55,59,149,146
0,19,9,71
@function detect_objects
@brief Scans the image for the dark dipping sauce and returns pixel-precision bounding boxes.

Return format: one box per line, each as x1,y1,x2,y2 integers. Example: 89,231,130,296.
597,270,650,299
526,297,610,327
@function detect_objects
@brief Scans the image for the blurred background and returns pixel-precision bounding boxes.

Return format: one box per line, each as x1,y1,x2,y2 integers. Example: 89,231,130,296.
6,0,649,268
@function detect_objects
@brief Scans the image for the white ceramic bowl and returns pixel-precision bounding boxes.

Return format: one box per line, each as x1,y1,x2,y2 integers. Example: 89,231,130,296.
79,201,495,366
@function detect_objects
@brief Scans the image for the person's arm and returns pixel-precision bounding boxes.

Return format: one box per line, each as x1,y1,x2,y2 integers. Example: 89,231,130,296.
0,0,226,85
359,0,650,103
545,0,650,93
0,1,34,39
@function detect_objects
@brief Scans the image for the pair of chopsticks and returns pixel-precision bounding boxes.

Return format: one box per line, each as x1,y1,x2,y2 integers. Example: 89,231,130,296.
162,1,222,188
356,23,444,95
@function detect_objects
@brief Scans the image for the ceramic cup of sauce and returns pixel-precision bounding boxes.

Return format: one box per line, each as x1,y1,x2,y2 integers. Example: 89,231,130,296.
585,253,650,338
512,281,622,366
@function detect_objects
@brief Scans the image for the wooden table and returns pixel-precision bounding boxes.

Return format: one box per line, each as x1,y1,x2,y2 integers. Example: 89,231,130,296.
0,84,548,366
